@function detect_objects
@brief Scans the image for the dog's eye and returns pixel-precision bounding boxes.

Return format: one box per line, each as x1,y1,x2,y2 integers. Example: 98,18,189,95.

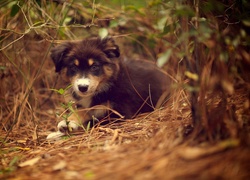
70,65,78,72
90,65,100,72
73,65,78,70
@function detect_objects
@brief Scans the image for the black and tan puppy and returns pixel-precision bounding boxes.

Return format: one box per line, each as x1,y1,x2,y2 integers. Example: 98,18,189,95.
47,37,171,139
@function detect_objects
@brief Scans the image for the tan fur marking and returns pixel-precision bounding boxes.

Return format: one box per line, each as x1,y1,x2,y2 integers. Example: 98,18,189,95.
74,59,80,66
89,74,102,82
78,102,113,125
103,65,113,78
66,110,91,127
88,58,94,66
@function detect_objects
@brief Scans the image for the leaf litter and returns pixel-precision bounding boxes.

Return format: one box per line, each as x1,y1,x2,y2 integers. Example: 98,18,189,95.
0,87,249,180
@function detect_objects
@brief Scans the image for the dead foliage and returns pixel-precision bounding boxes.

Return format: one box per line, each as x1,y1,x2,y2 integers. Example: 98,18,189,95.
0,88,250,179
1,0,250,179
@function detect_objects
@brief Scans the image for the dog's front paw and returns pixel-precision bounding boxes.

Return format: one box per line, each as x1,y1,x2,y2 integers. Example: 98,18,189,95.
57,120,79,133
46,120,79,141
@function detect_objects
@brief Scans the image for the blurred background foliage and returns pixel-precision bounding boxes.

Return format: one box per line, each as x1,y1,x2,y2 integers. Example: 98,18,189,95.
0,0,250,142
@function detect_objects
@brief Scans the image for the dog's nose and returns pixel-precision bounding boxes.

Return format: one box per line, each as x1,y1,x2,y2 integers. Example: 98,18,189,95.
78,85,88,92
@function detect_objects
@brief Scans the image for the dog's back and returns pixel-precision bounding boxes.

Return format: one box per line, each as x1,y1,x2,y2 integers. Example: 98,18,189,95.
107,58,171,118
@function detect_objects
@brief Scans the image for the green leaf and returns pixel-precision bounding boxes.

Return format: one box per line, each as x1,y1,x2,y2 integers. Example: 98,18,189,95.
163,25,171,34
124,5,145,15
9,156,19,167
86,120,91,132
109,20,119,28
60,103,68,109
63,17,72,25
185,71,199,81
99,28,108,39
58,88,65,95
84,171,95,179
242,20,250,27
184,85,200,92
219,52,229,62
157,49,172,68
156,17,167,31
10,4,20,17
50,88,66,95
175,5,195,17
0,66,6,70
33,21,45,27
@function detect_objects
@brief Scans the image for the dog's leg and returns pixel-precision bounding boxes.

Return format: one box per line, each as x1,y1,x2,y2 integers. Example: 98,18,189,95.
47,112,89,140
57,113,80,133
46,104,114,140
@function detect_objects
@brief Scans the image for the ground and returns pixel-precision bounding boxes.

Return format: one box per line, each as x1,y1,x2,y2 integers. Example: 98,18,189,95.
1,1,250,179
1,88,250,180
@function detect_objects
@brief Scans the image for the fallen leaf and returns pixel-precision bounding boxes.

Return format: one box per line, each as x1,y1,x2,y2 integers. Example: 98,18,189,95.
52,160,67,171
178,139,239,160
15,147,30,151
18,157,41,167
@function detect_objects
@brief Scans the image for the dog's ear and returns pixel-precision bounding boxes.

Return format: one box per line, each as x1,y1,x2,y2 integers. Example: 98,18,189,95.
101,37,120,58
50,42,72,72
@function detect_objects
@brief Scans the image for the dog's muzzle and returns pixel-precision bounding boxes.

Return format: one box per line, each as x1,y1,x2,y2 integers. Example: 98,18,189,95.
74,77,90,94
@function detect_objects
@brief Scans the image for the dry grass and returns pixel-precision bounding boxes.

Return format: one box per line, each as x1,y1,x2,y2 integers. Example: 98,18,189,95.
1,84,250,179
1,1,250,179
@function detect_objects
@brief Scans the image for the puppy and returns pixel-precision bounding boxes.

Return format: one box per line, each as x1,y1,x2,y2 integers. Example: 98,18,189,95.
47,37,171,139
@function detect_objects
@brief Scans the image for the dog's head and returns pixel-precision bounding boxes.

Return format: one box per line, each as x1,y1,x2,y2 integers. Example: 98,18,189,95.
50,37,120,97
